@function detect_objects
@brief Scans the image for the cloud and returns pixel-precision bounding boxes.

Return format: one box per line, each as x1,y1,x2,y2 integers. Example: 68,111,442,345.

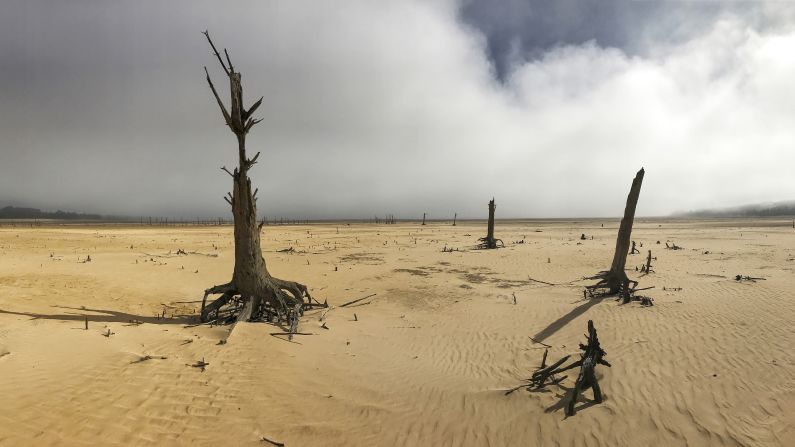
0,0,793,218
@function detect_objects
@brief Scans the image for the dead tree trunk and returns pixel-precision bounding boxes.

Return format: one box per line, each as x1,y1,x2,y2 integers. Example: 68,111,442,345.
453,213,457,226
422,213,426,225
199,31,321,324
589,168,644,293
644,250,652,273
478,198,503,249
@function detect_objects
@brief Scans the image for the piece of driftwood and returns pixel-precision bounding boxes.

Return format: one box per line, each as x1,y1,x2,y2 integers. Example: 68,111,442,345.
588,168,644,294
529,336,552,348
630,241,639,254
131,355,168,364
507,320,611,417
261,436,285,447
339,293,377,308
735,275,765,282
189,358,209,372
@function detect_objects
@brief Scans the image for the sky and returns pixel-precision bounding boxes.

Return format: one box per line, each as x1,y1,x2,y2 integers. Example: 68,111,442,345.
1,0,794,219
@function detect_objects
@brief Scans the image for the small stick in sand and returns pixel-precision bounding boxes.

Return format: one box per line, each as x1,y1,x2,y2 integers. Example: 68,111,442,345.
261,436,285,447
189,358,209,371
340,293,377,308
84,316,88,330
529,336,552,348
131,355,167,364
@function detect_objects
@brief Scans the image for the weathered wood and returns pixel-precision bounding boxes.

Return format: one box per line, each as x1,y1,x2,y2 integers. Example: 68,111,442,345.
566,320,610,416
590,168,644,293
478,198,504,249
200,31,320,326
339,293,377,308
509,320,611,417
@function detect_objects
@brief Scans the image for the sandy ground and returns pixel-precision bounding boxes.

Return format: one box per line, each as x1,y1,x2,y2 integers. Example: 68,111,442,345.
0,219,793,446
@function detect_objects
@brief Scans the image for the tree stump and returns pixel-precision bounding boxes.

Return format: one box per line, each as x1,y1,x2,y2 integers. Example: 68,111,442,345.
506,320,611,417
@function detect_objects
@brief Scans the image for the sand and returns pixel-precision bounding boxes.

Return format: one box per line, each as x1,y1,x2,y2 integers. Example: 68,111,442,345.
0,219,793,446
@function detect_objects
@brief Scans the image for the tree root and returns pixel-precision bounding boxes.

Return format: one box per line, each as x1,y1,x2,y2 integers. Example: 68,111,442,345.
201,276,326,327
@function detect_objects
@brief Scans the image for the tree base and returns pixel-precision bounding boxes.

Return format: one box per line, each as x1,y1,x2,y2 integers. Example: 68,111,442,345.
477,236,504,249
200,276,325,326
586,270,638,302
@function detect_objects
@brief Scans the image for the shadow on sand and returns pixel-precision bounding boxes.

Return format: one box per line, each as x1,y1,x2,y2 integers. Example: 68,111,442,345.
542,382,604,418
531,296,609,342
0,305,195,326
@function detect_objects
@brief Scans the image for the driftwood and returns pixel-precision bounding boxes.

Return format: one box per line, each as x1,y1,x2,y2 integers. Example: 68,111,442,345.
131,355,167,364
189,358,209,372
261,437,285,447
735,275,765,282
665,242,683,250
588,168,644,294
339,293,377,308
477,198,504,249
507,320,611,417
630,241,639,254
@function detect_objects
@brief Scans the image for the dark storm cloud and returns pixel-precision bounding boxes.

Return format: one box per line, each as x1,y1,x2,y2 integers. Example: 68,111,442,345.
1,0,794,219
458,0,775,80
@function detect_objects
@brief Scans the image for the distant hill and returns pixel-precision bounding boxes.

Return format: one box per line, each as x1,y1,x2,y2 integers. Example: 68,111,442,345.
0,206,102,220
678,201,795,218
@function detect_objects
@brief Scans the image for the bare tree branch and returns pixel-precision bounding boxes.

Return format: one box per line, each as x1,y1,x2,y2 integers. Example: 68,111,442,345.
223,48,234,73
244,117,263,133
205,67,231,125
221,166,235,177
244,96,263,121
202,30,230,74
248,152,260,166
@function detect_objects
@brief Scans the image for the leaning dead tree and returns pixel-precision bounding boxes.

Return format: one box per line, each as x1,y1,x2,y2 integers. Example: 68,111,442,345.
506,320,611,416
478,198,504,249
587,168,644,294
199,31,323,325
